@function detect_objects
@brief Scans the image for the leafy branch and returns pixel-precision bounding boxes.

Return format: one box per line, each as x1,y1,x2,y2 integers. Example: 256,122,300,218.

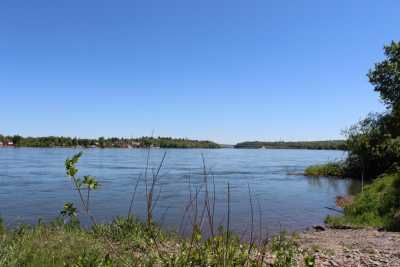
64,152,100,225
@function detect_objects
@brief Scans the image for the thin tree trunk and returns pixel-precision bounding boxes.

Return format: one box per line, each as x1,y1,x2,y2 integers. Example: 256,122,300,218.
361,170,364,192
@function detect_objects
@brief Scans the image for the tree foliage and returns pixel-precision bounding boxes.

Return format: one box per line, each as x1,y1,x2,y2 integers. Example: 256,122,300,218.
344,41,400,180
0,135,221,149
368,41,400,109
235,140,346,150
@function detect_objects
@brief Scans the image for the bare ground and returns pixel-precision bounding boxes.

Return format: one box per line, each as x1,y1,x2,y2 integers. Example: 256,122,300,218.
297,228,400,267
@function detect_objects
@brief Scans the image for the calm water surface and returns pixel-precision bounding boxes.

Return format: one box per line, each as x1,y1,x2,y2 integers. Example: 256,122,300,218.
0,148,359,234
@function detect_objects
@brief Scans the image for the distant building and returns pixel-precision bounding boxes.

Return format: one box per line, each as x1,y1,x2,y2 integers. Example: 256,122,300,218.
7,141,14,146
0,141,3,147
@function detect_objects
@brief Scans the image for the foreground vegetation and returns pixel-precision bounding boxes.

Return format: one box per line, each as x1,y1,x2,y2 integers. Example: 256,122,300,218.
326,172,400,231
234,140,346,150
0,217,318,267
0,135,221,149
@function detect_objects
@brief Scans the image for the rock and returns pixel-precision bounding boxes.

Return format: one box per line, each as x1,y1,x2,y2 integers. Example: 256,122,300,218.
329,259,339,266
336,195,354,208
313,225,326,231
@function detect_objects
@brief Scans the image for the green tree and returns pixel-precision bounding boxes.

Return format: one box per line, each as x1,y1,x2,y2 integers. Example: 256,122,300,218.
368,41,400,109
345,41,400,180
98,137,105,148
12,135,22,146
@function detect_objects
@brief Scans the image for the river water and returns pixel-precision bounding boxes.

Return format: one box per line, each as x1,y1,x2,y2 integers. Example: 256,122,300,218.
0,148,359,235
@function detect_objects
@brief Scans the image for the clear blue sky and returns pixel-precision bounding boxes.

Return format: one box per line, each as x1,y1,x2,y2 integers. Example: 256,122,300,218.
1,1,399,144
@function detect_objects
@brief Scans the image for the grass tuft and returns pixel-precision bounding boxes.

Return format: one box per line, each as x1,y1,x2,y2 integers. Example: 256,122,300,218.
304,162,346,177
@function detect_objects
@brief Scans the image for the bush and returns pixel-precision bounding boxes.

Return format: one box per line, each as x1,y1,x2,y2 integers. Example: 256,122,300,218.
326,172,400,230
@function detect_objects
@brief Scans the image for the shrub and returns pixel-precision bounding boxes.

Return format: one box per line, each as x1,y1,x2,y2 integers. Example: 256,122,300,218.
326,172,400,230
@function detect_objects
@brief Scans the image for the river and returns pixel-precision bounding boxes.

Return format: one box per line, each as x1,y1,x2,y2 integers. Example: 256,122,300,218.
0,147,359,235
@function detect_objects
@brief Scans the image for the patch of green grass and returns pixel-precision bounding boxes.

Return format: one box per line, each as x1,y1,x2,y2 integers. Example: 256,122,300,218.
270,231,298,267
304,162,346,177
0,221,112,267
0,217,4,236
0,217,310,267
326,172,400,230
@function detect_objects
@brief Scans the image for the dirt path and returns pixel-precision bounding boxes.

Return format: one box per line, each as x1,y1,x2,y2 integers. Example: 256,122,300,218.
298,228,400,266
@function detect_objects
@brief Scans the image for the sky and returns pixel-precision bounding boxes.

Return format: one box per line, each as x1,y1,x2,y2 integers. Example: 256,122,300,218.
1,1,399,144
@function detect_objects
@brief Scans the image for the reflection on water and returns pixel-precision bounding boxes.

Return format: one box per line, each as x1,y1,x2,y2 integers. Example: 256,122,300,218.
306,176,361,196
0,148,359,234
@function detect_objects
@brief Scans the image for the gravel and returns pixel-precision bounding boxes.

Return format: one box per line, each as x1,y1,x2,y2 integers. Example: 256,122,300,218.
298,228,400,267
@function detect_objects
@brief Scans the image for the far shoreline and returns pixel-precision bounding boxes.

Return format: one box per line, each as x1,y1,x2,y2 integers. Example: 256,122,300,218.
0,145,347,151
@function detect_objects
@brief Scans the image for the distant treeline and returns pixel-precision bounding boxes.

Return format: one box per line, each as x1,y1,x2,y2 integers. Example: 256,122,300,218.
140,137,221,148
0,134,347,150
234,140,347,150
0,135,221,149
